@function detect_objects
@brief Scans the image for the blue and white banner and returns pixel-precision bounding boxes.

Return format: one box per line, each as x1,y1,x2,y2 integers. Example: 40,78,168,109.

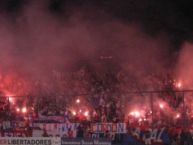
33,123,126,137
122,127,169,145
91,123,126,133
33,123,79,137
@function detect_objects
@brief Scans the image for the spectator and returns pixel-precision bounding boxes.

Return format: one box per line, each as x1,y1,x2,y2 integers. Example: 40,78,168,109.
76,125,84,138
67,128,73,138
42,129,48,137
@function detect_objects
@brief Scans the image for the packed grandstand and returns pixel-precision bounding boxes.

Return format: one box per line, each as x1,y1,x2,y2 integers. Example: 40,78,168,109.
0,67,192,145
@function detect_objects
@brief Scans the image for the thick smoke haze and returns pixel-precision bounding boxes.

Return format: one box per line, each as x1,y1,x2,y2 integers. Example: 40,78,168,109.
0,0,192,121
0,0,176,99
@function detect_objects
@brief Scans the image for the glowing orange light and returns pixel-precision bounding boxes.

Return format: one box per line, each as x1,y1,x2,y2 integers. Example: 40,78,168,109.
130,112,134,116
76,99,80,104
134,111,140,118
176,114,180,118
9,97,14,103
176,81,182,88
22,107,27,113
130,111,141,117
9,97,12,101
84,111,89,117
16,108,20,112
72,111,76,116
159,104,164,109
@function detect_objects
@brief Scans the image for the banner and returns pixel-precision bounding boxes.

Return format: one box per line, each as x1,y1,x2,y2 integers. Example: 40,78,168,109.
33,123,126,136
122,127,169,145
1,130,29,137
37,116,64,122
2,121,11,130
0,137,61,145
61,138,111,145
33,123,79,137
91,123,126,133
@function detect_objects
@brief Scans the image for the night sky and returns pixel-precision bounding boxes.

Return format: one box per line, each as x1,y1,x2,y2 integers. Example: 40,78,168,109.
2,0,193,51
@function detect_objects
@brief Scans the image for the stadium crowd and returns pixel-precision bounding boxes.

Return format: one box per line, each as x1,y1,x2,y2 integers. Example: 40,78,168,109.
0,66,193,145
